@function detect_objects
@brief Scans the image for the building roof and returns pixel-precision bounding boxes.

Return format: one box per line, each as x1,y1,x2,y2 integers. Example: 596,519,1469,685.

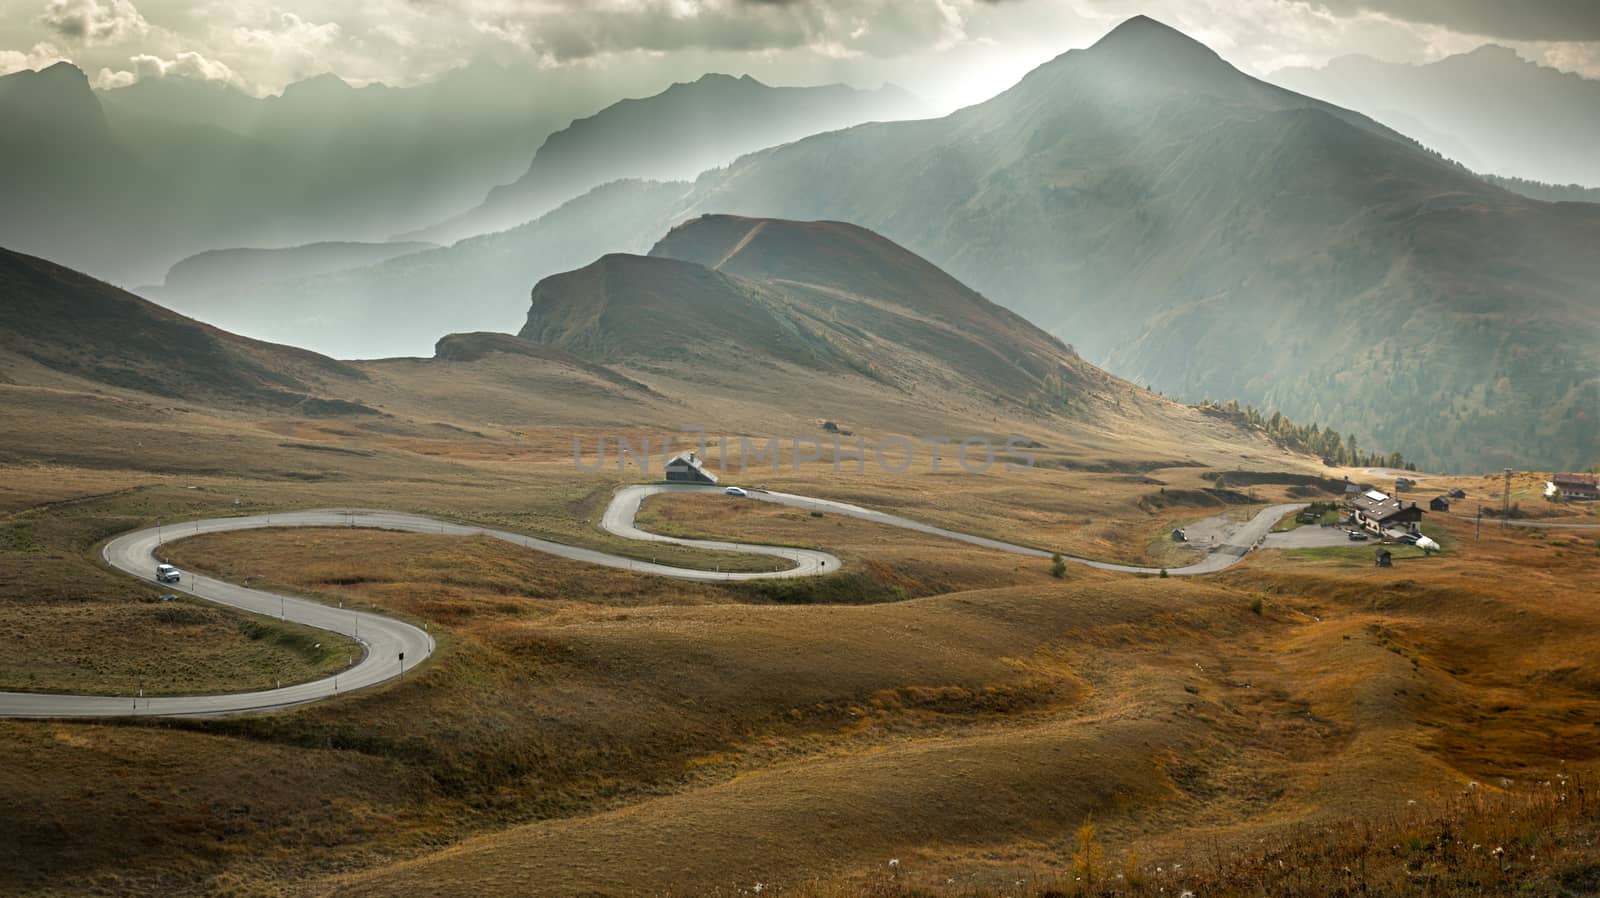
666,452,702,469
1553,473,1598,488
1348,490,1424,522
665,451,719,483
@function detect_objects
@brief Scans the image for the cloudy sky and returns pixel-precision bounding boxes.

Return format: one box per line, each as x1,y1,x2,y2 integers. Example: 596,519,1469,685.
2,0,1597,109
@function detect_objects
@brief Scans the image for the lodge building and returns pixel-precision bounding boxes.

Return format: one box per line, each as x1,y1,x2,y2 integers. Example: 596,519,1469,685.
665,451,719,484
1547,473,1600,501
1346,489,1425,537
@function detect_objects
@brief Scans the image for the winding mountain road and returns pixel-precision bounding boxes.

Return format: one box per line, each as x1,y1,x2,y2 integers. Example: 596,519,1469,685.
0,487,1301,719
624,484,1303,575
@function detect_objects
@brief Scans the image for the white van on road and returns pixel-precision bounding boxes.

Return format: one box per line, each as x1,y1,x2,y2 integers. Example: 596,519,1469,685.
155,564,181,584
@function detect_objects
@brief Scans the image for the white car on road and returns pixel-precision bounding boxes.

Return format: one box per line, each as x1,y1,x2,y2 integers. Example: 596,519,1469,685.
155,563,181,583
725,487,748,497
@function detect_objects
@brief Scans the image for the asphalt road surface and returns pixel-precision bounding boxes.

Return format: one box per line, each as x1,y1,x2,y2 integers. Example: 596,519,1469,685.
1,493,1305,718
621,484,1304,576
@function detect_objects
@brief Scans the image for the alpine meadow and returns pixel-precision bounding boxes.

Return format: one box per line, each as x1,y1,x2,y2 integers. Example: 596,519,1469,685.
0,3,1596,897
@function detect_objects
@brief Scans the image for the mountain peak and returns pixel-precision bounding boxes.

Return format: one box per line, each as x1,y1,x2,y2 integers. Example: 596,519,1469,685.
1456,44,1529,66
1089,14,1221,60
0,59,90,91
0,59,108,140
278,72,353,99
678,72,768,90
1101,14,1175,36
1029,13,1240,95
39,60,88,81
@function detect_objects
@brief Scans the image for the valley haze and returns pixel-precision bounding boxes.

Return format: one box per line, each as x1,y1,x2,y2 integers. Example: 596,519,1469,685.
0,5,1596,898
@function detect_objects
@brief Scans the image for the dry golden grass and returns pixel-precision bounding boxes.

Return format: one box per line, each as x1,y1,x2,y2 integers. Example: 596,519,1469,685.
3,350,1596,897
306,510,1600,898
0,718,426,897
0,498,358,696
789,777,1600,897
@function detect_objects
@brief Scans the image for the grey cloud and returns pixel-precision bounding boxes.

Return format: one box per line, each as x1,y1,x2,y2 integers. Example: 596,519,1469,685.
1317,0,1600,40
36,0,149,44
491,0,962,61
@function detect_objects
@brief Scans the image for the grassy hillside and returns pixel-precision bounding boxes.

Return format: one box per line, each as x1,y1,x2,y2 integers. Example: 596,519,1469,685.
0,247,369,410
519,216,1119,413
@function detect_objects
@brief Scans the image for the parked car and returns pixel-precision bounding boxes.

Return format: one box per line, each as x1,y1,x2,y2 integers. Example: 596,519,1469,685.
1347,530,1369,542
158,594,178,602
155,563,180,583
724,487,748,498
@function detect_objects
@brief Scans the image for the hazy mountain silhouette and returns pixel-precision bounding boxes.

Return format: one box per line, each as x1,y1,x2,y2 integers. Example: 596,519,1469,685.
108,63,610,239
3,61,923,288
408,74,925,244
1273,46,1600,188
0,63,176,283
1,60,668,285
144,242,437,309
1478,175,1600,204
142,181,690,358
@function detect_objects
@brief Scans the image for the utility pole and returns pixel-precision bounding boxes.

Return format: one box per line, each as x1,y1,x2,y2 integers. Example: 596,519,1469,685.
1502,468,1513,530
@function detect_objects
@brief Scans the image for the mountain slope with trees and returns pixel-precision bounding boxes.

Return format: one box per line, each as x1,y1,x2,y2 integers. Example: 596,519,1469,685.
1272,46,1600,188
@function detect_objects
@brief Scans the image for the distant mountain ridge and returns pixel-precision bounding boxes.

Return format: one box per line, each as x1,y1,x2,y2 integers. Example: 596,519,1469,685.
0,62,171,283
1479,176,1600,205
233,15,1597,470
0,61,113,145
0,61,923,287
144,241,437,308
408,73,925,244
1272,46,1600,188
133,180,691,358
0,60,581,285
